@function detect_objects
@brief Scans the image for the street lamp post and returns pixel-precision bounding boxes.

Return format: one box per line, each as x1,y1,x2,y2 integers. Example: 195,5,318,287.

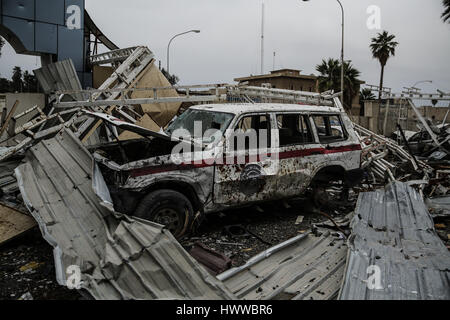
167,30,200,74
411,80,433,92
302,0,345,105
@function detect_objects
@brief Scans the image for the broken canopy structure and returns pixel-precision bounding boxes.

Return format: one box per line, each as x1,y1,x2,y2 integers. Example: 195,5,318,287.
339,182,450,300
15,129,234,300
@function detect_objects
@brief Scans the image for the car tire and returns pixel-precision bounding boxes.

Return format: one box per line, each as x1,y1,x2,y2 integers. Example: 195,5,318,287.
134,189,194,238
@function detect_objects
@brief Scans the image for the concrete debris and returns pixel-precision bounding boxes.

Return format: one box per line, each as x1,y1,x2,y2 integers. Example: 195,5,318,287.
295,215,304,225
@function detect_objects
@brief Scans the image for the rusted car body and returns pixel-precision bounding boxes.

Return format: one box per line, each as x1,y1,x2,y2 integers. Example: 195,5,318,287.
91,104,363,237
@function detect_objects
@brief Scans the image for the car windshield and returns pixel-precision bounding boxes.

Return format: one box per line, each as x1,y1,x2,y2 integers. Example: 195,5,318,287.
166,109,234,144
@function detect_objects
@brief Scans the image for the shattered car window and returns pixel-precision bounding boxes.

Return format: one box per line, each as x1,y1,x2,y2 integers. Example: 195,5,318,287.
166,109,234,143
276,114,313,146
312,115,347,143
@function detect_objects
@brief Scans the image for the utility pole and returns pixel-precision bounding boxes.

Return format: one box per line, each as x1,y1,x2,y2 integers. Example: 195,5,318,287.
337,0,344,106
261,1,265,75
273,51,276,71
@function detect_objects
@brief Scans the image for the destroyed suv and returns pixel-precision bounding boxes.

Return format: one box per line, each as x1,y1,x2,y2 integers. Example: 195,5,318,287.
91,103,363,237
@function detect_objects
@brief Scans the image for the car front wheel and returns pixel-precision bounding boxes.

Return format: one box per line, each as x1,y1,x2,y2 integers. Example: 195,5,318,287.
134,189,194,238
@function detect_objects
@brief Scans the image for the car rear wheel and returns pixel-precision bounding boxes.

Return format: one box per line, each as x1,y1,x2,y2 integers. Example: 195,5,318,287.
311,179,349,210
134,189,194,238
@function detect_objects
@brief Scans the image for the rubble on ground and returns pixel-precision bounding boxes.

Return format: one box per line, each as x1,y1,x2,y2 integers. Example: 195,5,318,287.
0,46,449,300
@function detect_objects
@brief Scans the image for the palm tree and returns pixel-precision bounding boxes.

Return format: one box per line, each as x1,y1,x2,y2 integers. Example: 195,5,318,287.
443,0,450,23
370,31,398,100
316,58,361,110
316,58,341,93
359,88,376,115
360,88,376,104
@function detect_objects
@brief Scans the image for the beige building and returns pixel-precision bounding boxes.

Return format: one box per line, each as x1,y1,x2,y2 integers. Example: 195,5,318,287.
234,69,318,92
235,69,364,112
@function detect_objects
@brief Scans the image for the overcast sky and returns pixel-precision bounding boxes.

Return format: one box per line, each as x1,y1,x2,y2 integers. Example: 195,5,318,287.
0,0,449,94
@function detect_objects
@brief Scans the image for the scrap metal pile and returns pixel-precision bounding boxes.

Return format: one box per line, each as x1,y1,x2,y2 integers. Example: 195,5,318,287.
0,46,449,300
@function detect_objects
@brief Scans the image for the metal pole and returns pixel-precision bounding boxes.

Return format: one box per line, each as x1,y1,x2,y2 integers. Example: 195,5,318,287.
261,1,265,75
383,96,390,136
337,0,344,106
167,30,200,74
273,51,276,71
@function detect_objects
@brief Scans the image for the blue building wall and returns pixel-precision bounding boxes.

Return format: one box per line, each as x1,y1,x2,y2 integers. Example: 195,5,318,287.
0,0,91,87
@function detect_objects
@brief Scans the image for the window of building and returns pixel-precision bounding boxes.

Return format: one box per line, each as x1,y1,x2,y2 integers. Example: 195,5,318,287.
276,114,313,147
312,115,347,143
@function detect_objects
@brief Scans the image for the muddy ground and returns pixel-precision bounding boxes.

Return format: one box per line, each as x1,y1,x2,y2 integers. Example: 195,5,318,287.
1,196,448,301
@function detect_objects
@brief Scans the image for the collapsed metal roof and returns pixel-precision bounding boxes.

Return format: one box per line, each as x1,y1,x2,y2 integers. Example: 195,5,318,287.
426,196,450,218
218,230,347,300
339,182,450,300
15,129,235,300
34,59,86,100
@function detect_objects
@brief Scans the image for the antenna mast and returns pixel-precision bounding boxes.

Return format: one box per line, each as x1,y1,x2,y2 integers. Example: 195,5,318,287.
261,1,265,75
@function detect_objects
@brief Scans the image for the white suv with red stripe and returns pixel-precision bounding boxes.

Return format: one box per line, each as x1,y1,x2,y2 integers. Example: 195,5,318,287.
91,104,363,238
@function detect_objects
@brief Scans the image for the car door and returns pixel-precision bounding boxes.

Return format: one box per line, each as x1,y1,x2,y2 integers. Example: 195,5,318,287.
274,112,323,198
310,113,360,171
213,113,279,206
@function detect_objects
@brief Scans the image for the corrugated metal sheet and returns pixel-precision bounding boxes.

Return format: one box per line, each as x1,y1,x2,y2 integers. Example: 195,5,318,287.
34,59,86,101
339,182,450,300
0,158,21,195
15,129,235,300
426,196,450,217
217,230,347,300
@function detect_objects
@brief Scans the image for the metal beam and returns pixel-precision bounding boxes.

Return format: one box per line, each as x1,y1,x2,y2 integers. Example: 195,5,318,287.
55,95,227,109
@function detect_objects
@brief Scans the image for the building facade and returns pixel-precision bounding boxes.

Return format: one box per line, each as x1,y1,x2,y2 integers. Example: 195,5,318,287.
234,69,319,92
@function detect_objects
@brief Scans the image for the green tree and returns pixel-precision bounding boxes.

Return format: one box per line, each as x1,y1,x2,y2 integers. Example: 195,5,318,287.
316,58,361,110
443,0,450,22
23,71,38,92
370,31,399,100
11,66,23,92
161,68,179,86
0,78,12,92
